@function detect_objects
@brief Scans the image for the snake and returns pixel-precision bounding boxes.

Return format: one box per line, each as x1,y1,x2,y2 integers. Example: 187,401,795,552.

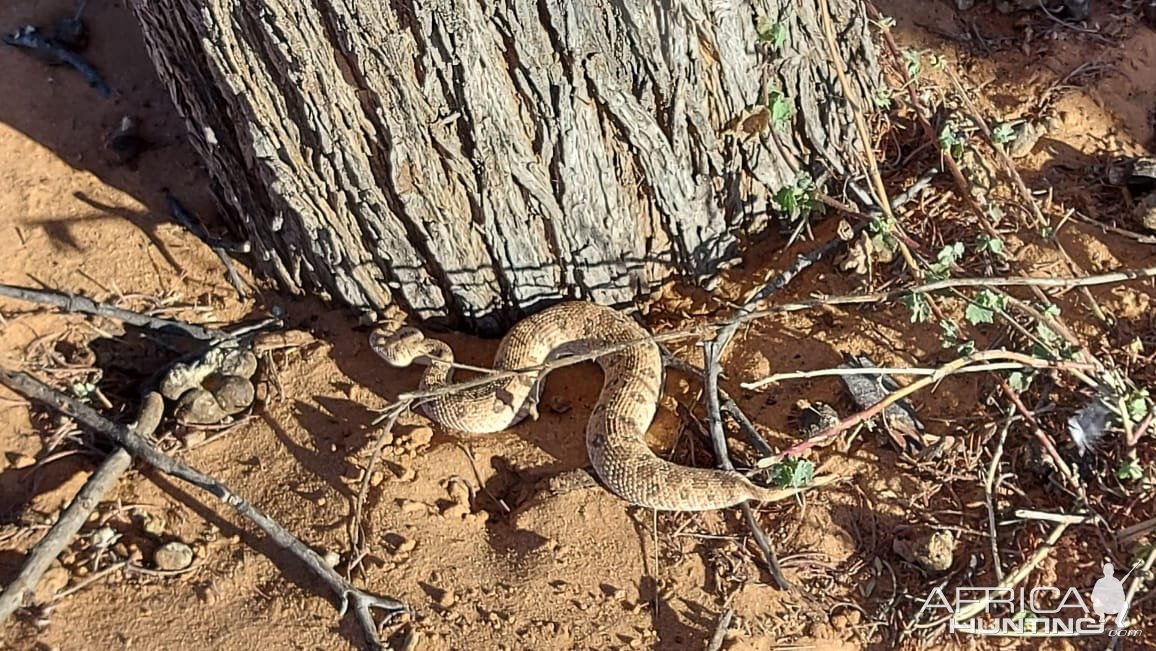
370,301,798,511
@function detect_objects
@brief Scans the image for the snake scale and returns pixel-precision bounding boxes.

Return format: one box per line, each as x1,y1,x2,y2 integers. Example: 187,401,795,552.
371,301,793,511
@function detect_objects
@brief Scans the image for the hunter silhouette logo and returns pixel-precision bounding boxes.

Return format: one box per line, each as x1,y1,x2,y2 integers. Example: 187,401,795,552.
1091,563,1131,627
914,561,1143,638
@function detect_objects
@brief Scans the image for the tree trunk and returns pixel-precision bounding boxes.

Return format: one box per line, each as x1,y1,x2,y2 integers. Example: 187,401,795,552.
130,0,881,334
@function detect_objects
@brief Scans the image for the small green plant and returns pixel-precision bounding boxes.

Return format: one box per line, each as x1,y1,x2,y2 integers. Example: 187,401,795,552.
939,319,961,345
867,214,900,257
768,90,793,130
774,171,818,221
873,87,894,109
992,122,1016,145
928,53,946,70
770,457,815,488
1117,458,1144,482
1007,370,1033,392
976,234,1005,256
874,15,896,31
928,242,964,279
938,123,966,159
71,381,97,402
964,289,1007,326
903,49,922,78
756,16,788,51
1126,388,1150,422
903,293,932,324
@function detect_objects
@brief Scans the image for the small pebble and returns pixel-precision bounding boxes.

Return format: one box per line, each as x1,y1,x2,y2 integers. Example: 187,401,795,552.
408,426,434,447
141,514,166,536
441,504,469,519
369,471,385,487
401,500,428,514
394,536,417,554
437,588,456,608
322,550,341,567
153,542,195,571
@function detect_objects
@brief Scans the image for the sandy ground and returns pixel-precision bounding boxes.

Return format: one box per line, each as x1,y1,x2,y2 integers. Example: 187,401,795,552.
1,1,1154,650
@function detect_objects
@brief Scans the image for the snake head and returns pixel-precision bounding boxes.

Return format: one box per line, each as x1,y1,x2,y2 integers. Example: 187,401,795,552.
369,326,429,367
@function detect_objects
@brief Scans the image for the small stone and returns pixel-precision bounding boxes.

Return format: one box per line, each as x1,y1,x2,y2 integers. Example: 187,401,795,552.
141,514,166,536
209,374,255,413
395,537,417,554
153,542,195,571
408,426,434,447
316,497,327,507
174,388,228,425
437,589,456,608
322,550,341,567
396,466,417,482
180,429,207,448
401,500,428,514
548,396,571,414
441,504,469,519
370,471,385,487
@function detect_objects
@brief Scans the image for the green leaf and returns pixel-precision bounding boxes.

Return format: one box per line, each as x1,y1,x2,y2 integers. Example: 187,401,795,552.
873,88,893,109
929,242,964,278
939,319,960,345
1117,458,1144,482
977,234,1004,255
965,289,1007,325
903,294,931,323
770,457,815,488
768,91,793,129
1126,389,1150,422
992,122,1016,145
1007,371,1032,393
756,16,787,50
903,49,922,78
965,302,994,325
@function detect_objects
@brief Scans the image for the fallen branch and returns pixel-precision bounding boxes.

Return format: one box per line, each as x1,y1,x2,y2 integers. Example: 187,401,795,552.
0,393,160,623
702,340,791,590
0,369,406,650
984,414,1013,583
0,283,223,341
743,354,1095,390
758,349,1091,464
3,25,111,97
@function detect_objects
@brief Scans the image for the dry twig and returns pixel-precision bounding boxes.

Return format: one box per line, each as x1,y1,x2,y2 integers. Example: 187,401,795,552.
0,369,406,650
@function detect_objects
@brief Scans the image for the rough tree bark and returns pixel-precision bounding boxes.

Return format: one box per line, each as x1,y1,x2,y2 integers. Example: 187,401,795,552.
130,0,881,333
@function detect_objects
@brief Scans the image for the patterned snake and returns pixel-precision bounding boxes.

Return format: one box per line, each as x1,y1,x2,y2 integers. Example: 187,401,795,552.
371,301,802,511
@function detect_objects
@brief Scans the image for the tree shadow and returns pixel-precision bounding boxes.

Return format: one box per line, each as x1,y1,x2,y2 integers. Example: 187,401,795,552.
0,1,236,258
